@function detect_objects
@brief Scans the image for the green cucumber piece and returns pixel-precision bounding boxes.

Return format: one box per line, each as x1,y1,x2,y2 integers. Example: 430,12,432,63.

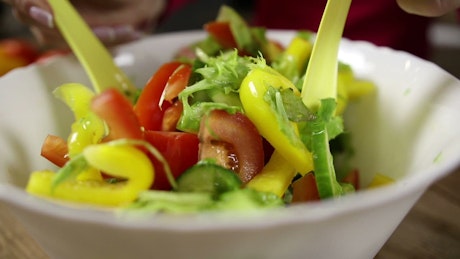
208,88,242,107
176,161,242,195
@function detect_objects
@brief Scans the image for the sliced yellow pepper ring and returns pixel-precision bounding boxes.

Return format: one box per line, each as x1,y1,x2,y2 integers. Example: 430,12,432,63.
53,83,94,120
26,144,154,206
246,151,297,197
53,83,106,156
53,83,106,181
240,67,313,174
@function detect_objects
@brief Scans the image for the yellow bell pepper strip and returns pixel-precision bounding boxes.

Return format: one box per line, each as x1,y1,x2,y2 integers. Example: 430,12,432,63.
239,65,313,174
53,83,106,181
26,142,155,206
367,173,394,189
246,151,297,197
335,63,376,115
272,32,312,86
346,79,375,100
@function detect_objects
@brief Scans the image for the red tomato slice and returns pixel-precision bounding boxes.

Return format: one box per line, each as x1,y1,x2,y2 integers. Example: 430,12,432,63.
342,169,360,190
199,110,265,183
144,131,199,190
161,101,183,131
163,64,192,103
0,39,39,75
134,62,182,130
0,39,38,63
40,134,69,167
91,88,143,140
204,21,238,49
291,173,320,203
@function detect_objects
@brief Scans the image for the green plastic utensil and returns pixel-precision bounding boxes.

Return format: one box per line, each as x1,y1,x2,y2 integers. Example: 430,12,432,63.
301,0,352,110
47,0,138,102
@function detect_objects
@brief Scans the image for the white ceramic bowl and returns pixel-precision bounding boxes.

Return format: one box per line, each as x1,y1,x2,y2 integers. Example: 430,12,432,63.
1,31,460,259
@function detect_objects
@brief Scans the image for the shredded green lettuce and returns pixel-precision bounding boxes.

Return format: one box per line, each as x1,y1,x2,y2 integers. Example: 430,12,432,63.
263,85,347,199
216,5,260,56
263,87,307,151
177,50,257,133
125,188,283,214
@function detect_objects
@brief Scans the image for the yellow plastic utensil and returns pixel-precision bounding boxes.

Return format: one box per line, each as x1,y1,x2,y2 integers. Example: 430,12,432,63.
47,0,138,102
301,0,352,110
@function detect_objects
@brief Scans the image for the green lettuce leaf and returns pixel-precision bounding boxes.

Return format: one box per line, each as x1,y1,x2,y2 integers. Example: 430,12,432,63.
177,50,256,132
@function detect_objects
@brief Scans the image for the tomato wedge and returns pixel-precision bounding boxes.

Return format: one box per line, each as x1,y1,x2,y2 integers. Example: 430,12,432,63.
162,101,183,131
134,62,182,131
91,88,143,140
144,131,199,190
40,134,69,167
163,64,192,103
199,110,265,183
204,21,238,49
291,173,320,203
342,169,360,190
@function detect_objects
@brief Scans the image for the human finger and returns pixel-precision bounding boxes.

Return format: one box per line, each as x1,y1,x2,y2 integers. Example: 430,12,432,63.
396,0,460,17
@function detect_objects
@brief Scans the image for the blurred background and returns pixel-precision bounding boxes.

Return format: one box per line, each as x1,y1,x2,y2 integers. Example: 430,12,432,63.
1,0,459,78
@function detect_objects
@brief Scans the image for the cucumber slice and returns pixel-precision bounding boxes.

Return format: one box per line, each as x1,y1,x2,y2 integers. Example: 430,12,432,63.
176,161,242,195
208,88,242,107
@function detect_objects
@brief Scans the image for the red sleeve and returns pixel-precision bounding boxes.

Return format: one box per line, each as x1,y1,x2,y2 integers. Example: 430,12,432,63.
162,0,196,20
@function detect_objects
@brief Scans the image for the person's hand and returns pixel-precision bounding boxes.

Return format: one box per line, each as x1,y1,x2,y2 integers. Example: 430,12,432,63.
2,0,166,48
397,0,460,17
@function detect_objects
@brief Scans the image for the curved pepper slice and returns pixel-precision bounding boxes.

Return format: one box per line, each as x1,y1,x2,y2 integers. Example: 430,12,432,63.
53,83,106,181
53,83,106,155
26,143,154,206
239,67,313,174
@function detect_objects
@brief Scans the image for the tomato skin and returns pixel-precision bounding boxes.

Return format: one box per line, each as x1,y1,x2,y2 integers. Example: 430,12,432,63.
342,169,360,190
91,88,143,140
199,110,265,183
40,134,69,167
134,62,182,130
204,21,238,49
0,39,39,75
144,131,199,190
0,39,38,63
161,101,183,131
163,64,192,102
291,173,320,203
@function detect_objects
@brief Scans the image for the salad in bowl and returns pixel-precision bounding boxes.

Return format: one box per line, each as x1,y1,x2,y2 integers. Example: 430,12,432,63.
1,4,460,259
24,5,381,212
